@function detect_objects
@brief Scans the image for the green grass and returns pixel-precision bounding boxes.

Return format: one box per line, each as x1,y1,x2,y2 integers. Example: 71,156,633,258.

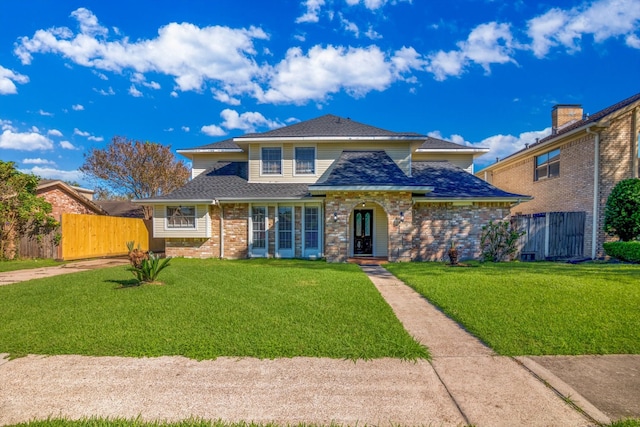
0,258,63,272
0,258,428,360
384,261,640,356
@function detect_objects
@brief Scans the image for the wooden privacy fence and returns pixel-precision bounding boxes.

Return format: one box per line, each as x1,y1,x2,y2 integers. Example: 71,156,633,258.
511,211,586,260
61,213,149,260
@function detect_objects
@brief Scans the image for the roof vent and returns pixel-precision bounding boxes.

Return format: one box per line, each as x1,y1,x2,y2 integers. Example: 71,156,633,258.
525,143,530,149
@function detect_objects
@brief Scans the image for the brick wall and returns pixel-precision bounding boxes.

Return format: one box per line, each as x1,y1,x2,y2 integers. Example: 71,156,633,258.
488,107,640,258
222,203,249,259
413,202,511,261
39,188,100,221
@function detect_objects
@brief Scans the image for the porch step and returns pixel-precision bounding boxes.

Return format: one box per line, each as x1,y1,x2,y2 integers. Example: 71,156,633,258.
347,257,389,266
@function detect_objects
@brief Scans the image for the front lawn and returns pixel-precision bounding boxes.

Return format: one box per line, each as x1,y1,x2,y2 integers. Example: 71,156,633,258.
384,262,640,356
0,258,428,360
0,258,63,272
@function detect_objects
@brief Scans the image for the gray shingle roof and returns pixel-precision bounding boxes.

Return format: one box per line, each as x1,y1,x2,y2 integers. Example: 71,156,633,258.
412,161,527,199
151,162,310,201
313,151,416,186
238,114,424,139
418,136,474,150
181,138,241,151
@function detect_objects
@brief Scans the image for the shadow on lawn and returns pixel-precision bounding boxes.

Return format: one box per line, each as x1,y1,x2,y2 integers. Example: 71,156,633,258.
108,279,142,289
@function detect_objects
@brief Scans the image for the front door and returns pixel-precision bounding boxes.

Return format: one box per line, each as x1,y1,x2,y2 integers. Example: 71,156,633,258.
353,209,373,256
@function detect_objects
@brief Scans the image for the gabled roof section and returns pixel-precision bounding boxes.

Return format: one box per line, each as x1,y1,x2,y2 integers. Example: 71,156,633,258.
310,151,433,192
412,161,529,201
236,114,425,141
177,138,242,155
138,162,310,203
416,136,490,157
37,180,108,215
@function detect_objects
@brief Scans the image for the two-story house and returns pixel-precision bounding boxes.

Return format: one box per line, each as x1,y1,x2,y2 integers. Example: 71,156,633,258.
478,92,640,260
138,114,527,262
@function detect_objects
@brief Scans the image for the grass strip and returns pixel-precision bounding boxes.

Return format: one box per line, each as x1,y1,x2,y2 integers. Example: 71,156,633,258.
385,261,640,356
0,258,63,272
0,258,428,360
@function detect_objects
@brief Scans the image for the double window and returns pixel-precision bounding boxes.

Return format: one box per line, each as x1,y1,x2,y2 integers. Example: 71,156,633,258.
295,147,316,175
167,206,196,229
261,147,282,175
535,148,560,181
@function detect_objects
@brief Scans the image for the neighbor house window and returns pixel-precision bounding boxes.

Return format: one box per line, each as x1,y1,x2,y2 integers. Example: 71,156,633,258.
535,148,560,181
295,147,316,175
262,147,282,175
167,206,196,228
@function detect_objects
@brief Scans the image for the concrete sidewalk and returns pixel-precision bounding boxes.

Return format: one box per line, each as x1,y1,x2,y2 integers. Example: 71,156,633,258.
0,258,130,286
0,262,635,426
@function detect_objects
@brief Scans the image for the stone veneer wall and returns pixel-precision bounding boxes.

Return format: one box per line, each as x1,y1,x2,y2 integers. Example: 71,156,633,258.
413,202,511,261
324,191,413,262
39,188,99,221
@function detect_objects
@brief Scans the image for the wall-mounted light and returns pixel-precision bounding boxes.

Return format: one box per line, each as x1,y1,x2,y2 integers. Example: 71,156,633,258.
399,212,404,223
333,212,338,222
362,201,366,207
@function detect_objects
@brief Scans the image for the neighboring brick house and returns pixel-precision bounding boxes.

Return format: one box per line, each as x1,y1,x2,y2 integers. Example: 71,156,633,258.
137,114,527,262
477,93,640,259
37,180,107,220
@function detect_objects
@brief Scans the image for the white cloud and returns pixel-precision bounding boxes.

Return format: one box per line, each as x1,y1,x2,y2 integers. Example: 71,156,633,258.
627,34,640,48
38,109,53,116
220,109,284,133
132,72,160,89
427,22,516,80
296,0,325,23
94,86,115,96
212,90,242,105
0,119,15,131
92,70,108,80
22,158,56,165
15,8,269,97
72,104,84,111
0,129,54,151
129,85,143,97
340,15,360,37
201,124,227,136
182,126,190,132
262,45,424,104
429,127,552,168
170,91,179,98
527,0,640,58
365,26,382,40
60,140,79,150
48,129,63,137
0,65,29,95
20,166,85,183
74,128,103,141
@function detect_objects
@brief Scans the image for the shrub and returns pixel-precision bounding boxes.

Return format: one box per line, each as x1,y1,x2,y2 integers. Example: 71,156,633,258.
480,220,524,262
126,241,171,284
603,241,640,263
604,178,640,241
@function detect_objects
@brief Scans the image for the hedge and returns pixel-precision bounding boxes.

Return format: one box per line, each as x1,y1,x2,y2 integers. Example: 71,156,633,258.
603,241,640,263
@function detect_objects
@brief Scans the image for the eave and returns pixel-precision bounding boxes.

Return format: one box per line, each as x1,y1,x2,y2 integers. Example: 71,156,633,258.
234,136,426,143
309,185,434,194
412,196,532,204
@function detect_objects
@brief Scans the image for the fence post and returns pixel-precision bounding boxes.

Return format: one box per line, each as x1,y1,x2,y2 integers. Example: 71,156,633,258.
544,213,550,258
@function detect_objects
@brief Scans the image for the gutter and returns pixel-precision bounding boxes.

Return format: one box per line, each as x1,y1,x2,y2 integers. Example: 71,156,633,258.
310,185,434,193
586,126,601,260
412,196,531,205
234,136,426,142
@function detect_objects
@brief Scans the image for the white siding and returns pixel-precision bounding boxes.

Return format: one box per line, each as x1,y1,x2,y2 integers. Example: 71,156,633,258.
249,141,412,183
152,204,211,238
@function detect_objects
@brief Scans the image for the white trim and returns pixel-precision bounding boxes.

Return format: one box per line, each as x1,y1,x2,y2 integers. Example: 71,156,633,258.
310,185,434,192
249,204,269,258
276,204,295,258
235,136,426,142
177,148,243,154
415,148,490,153
412,197,530,204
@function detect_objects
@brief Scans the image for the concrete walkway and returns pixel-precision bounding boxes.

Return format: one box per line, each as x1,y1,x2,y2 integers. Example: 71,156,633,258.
0,262,636,426
0,258,130,286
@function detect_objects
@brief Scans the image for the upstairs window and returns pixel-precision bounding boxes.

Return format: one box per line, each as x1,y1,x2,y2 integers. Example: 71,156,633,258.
261,147,282,175
167,206,196,229
295,147,316,175
535,148,560,181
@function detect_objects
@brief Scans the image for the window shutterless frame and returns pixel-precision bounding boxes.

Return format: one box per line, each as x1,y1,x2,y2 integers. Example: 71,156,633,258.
166,205,196,229
535,148,560,181
294,147,316,175
261,146,283,175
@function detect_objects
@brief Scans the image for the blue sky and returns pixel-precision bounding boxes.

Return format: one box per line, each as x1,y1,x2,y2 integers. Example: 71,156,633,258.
0,0,638,187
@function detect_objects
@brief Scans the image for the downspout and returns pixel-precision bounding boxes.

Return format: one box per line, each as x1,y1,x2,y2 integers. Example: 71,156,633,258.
220,203,225,259
586,127,600,260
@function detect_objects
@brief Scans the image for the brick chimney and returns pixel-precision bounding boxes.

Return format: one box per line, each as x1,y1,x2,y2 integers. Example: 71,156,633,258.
552,104,583,134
